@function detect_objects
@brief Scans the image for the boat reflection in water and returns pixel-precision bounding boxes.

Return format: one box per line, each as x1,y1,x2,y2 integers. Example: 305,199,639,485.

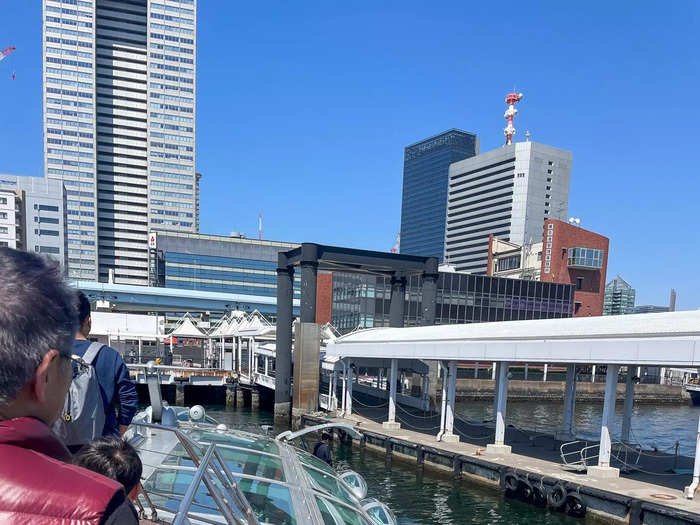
128,402,398,525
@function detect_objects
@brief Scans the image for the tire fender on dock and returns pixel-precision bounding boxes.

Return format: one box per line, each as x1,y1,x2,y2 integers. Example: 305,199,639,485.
548,483,568,510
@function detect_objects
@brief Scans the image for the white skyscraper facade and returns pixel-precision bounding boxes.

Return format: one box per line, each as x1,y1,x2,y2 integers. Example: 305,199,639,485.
43,0,196,285
445,142,571,274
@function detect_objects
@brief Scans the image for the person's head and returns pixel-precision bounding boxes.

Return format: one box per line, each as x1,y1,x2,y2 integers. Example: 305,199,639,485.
0,248,78,425
76,291,92,337
72,436,143,501
321,432,332,442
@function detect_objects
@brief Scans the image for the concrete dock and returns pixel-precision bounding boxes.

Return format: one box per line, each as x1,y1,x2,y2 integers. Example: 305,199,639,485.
301,410,700,524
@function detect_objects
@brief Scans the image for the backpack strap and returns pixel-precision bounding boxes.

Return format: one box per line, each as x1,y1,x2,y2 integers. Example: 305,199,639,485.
82,342,104,365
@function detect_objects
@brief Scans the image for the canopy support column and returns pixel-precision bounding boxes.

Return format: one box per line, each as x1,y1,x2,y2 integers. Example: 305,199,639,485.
591,365,596,383
345,361,354,416
487,361,511,454
543,363,548,382
474,362,479,379
622,365,635,443
137,337,142,364
383,358,400,430
685,415,700,498
588,364,620,478
524,363,528,381
274,259,294,424
561,364,577,439
441,360,458,442
437,361,448,441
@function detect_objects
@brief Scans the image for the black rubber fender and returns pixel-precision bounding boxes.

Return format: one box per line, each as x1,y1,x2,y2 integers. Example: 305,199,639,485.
504,472,519,496
517,477,533,502
531,484,548,507
548,483,567,510
565,491,587,518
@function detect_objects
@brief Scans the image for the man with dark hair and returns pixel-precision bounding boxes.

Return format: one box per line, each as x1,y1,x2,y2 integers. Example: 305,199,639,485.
73,436,143,504
0,247,137,524
74,291,138,438
312,432,333,466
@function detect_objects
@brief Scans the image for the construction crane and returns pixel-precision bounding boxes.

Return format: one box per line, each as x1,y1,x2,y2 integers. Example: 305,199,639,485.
1,46,16,79
390,232,400,253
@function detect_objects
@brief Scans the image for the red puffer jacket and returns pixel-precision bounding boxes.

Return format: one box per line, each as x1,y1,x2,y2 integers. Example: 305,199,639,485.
0,417,122,525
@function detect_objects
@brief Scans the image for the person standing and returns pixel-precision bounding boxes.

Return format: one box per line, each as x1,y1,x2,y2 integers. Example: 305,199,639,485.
0,247,137,524
312,432,333,466
74,292,138,438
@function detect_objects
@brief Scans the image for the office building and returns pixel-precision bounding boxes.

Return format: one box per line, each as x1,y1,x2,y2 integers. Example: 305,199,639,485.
488,219,609,317
400,129,478,260
330,270,573,334
43,0,197,285
0,175,67,266
633,305,669,314
151,232,300,320
445,141,571,274
603,276,636,315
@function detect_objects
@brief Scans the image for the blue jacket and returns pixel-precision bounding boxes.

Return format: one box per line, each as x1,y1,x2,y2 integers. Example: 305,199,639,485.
73,340,139,437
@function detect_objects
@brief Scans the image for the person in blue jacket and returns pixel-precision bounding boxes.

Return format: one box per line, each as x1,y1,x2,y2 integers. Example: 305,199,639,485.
74,292,138,438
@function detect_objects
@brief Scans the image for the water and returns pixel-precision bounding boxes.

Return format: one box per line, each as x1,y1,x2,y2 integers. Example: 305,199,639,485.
454,400,699,456
207,406,589,524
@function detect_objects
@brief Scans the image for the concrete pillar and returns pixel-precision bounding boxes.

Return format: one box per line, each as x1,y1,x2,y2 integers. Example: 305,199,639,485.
442,360,458,442
421,373,430,411
345,362,354,416
236,386,245,408
383,359,400,430
300,244,318,323
524,363,528,381
543,363,548,382
474,362,479,379
264,356,269,376
274,259,294,424
138,337,142,364
176,383,185,407
491,362,497,380
622,365,635,443
225,383,236,408
389,272,406,328
251,389,260,410
420,258,439,326
591,365,596,383
487,362,511,454
589,364,620,478
660,367,667,385
377,367,383,390
437,361,448,441
561,364,577,439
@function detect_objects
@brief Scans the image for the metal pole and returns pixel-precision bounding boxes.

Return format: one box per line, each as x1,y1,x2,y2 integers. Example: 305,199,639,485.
524,363,528,381
474,361,479,379
491,362,496,380
386,358,398,426
591,364,596,383
621,365,635,442
274,259,294,424
543,363,548,382
445,360,457,439
138,337,142,364
346,362,354,416
598,364,620,467
437,361,448,441
562,364,576,438
684,415,700,498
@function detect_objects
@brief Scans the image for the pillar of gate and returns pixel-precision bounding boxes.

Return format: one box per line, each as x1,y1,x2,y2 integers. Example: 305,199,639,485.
588,364,620,478
274,256,294,424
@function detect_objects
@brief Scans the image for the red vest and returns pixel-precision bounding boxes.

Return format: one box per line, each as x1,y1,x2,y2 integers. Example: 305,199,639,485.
0,417,122,525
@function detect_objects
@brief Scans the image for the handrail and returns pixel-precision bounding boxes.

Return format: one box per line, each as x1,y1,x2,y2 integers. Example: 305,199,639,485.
132,420,260,525
173,443,217,525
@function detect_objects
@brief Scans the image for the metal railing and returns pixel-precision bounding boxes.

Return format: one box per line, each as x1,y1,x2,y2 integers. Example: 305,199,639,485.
132,421,260,525
560,439,642,473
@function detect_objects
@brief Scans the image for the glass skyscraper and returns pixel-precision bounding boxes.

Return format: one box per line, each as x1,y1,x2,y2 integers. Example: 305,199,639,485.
603,275,636,315
400,129,478,261
43,0,197,285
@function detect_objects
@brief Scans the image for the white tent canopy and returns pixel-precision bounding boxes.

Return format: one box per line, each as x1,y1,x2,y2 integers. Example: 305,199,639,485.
168,313,206,338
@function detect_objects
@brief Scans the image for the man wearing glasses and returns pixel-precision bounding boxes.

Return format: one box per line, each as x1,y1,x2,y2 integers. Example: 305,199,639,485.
0,247,137,524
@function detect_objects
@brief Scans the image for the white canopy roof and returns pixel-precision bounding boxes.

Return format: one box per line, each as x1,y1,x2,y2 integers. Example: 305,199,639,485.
169,314,206,338
326,310,700,367
209,316,231,337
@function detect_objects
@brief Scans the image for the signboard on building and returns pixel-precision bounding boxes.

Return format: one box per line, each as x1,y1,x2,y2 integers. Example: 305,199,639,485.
148,232,157,249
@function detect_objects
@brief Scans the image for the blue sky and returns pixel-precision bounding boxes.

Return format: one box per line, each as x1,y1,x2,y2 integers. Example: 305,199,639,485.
1,2,698,308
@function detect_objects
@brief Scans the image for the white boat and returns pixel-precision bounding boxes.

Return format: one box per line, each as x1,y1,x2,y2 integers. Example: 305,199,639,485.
127,373,398,525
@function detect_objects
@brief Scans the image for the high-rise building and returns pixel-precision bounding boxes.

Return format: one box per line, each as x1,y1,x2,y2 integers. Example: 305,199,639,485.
0,175,67,266
43,0,197,285
488,219,609,317
445,141,571,274
603,276,636,315
400,129,478,260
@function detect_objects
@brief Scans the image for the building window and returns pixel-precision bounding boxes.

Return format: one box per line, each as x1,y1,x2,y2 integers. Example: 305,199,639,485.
0,226,8,234
574,302,582,314
495,254,521,272
537,251,542,261
39,229,60,237
39,246,60,254
546,186,551,191
547,169,552,174
576,277,584,290
545,194,551,199
39,204,59,212
0,241,8,247
0,212,6,219
548,161,553,166
568,247,604,269
546,178,552,183
0,197,6,205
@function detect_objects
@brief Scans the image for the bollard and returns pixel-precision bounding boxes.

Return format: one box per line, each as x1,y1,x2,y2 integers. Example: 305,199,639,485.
416,445,424,466
452,456,462,479
385,438,393,457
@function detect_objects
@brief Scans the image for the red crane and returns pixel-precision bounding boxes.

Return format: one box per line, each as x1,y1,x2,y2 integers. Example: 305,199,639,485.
1,46,16,79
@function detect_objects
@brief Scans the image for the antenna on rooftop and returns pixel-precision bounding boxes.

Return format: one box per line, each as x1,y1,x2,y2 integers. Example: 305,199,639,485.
258,211,262,240
525,130,531,142
503,90,524,145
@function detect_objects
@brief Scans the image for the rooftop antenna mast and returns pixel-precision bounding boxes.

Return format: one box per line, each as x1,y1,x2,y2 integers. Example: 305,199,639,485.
258,211,262,240
503,89,524,145
390,231,401,253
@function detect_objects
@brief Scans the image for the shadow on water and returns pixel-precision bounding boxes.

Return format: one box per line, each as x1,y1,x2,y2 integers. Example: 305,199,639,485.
207,406,589,525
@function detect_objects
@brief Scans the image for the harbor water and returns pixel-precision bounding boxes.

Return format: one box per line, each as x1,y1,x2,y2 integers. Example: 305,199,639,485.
207,406,591,524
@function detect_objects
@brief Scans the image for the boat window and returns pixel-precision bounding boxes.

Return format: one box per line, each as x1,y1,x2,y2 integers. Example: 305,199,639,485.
316,496,372,525
187,428,280,455
296,448,337,475
303,466,357,505
216,447,286,481
238,478,296,525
